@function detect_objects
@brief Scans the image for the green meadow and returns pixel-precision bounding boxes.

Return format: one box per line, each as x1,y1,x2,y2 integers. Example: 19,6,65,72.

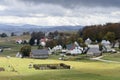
0,37,120,80
0,57,120,80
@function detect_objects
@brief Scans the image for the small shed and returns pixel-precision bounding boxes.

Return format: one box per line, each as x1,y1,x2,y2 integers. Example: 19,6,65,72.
31,49,49,59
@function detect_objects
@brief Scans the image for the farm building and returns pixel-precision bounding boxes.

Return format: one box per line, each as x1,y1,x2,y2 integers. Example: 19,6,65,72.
31,49,49,59
87,45,102,57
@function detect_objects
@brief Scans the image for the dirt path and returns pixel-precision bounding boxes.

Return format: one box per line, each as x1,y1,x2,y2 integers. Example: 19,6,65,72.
90,56,120,63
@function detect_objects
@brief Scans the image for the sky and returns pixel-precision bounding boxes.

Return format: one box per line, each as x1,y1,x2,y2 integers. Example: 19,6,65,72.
0,0,120,26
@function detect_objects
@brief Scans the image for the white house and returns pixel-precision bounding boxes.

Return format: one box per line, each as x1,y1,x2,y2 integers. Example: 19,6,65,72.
67,47,82,55
34,39,37,45
16,39,22,44
114,42,119,48
48,45,62,54
16,52,22,58
66,42,83,55
85,38,92,45
101,40,112,52
53,45,62,51
40,41,46,47
101,40,116,53
87,45,102,57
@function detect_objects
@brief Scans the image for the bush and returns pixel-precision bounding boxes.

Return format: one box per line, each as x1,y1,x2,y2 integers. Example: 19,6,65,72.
49,66,57,69
0,67,5,71
60,63,65,66
20,45,31,57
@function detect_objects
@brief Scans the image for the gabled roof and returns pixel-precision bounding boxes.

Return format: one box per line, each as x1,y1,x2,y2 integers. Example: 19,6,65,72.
66,44,75,50
87,45,101,54
85,38,92,44
31,49,49,59
88,48,101,53
101,40,111,45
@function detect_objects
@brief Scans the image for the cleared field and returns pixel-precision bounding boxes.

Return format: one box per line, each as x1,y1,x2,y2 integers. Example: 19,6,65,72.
0,57,120,80
0,35,30,43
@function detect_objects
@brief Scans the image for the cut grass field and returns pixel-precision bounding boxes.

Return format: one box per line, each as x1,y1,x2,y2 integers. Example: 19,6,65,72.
0,57,120,80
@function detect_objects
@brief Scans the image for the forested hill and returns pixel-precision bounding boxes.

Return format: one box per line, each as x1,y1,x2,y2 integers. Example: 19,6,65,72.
78,23,120,41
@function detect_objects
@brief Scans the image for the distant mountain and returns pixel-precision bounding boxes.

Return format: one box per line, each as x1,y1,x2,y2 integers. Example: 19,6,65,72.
0,24,83,35
40,26,83,31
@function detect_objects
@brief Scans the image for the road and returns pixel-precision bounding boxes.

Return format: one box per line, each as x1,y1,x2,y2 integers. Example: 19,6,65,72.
90,56,120,63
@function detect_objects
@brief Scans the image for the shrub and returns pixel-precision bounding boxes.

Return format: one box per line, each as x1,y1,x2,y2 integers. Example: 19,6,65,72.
20,45,31,57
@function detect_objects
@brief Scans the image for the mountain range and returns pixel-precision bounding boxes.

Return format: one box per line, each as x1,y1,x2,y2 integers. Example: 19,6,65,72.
0,24,83,35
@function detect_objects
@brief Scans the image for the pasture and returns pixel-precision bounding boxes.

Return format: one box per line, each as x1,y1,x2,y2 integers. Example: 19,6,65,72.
0,57,120,80
0,37,120,80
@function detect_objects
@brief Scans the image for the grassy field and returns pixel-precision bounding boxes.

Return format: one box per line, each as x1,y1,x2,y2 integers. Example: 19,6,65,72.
0,37,120,80
0,57,120,80
0,35,30,43
102,52,120,62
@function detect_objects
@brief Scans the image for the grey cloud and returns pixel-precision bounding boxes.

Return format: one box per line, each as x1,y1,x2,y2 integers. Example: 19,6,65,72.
20,0,120,8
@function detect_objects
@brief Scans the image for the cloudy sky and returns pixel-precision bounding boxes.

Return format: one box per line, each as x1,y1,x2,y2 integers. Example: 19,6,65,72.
0,0,120,26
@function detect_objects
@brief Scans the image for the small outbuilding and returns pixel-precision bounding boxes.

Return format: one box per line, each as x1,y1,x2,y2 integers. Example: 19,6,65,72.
31,49,49,59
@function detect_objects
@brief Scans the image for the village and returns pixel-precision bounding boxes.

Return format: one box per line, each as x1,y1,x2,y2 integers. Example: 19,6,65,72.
0,23,119,80
0,0,120,80
15,37,119,60
0,23,119,62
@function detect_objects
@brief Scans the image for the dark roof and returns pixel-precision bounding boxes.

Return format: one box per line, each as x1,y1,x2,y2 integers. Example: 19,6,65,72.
31,49,48,59
88,47,101,54
31,49,48,56
66,44,76,50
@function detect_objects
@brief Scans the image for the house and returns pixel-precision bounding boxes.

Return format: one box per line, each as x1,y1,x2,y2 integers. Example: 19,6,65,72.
101,40,112,52
101,40,111,45
85,38,92,45
16,39,22,44
67,47,82,55
16,52,22,58
66,42,83,55
16,39,29,44
31,49,49,59
34,39,37,45
48,45,63,54
40,41,46,47
87,45,102,57
53,45,62,51
114,42,119,48
0,48,3,52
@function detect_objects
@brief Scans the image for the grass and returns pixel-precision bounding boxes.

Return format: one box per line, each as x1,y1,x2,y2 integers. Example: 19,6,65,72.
0,42,38,57
102,52,120,62
0,38,120,80
0,57,120,80
0,35,30,43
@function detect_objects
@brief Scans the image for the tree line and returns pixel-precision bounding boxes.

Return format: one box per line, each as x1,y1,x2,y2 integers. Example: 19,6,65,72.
78,23,120,41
